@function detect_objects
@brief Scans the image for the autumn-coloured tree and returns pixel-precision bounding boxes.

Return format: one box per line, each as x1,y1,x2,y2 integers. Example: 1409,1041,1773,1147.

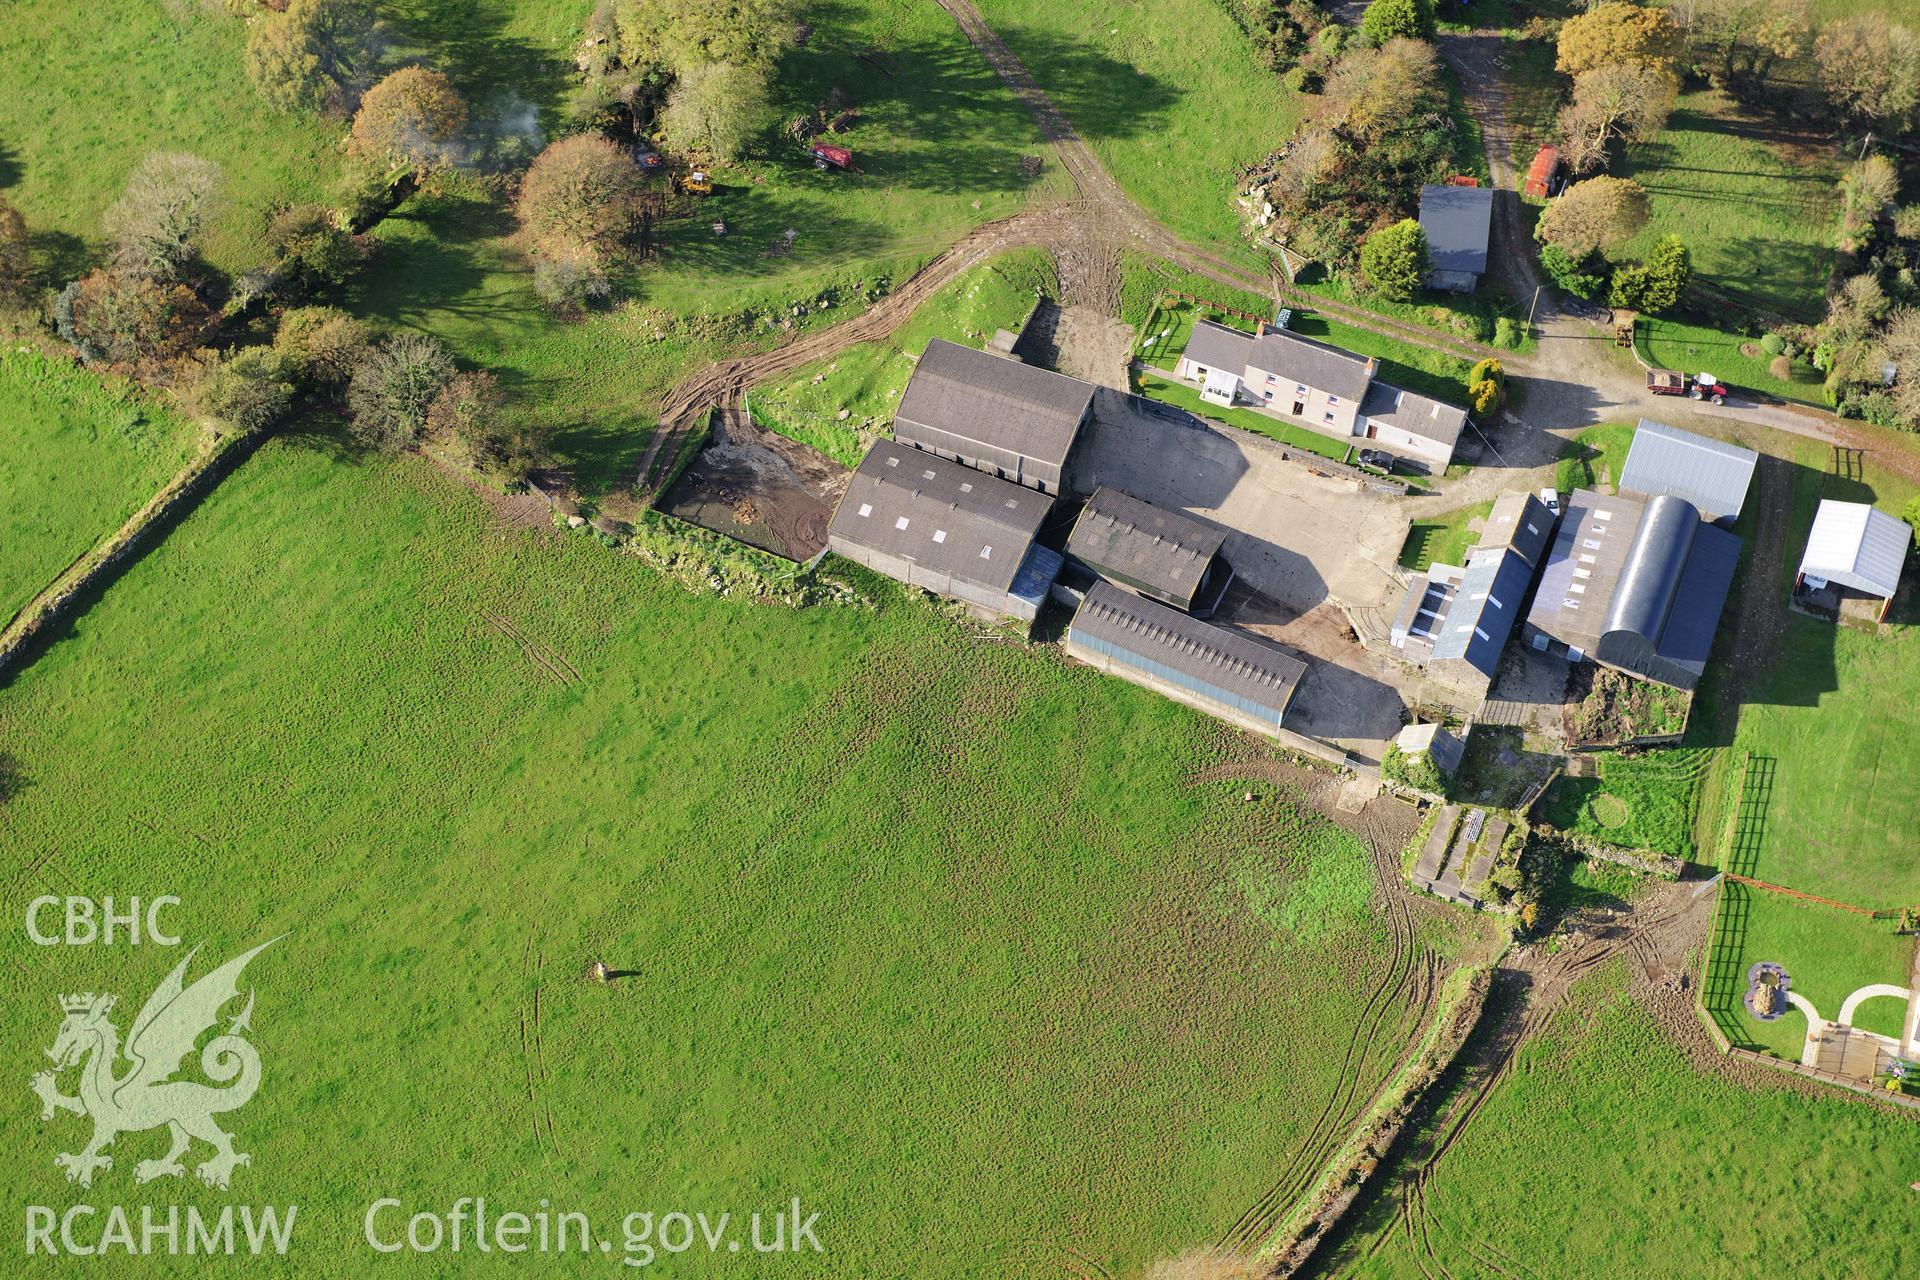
272,305,371,388
1814,16,1920,133
59,270,211,370
516,135,648,268
1538,176,1651,259
347,67,469,176
345,331,456,450
1557,62,1676,174
245,0,382,114
1557,3,1682,78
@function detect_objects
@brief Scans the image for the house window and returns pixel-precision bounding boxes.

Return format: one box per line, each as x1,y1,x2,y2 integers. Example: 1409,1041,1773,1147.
857,503,873,518
1296,384,1307,395
1327,396,1340,405
1532,632,1549,651
1266,373,1278,384
1292,401,1305,416
1324,411,1335,423
1263,390,1274,401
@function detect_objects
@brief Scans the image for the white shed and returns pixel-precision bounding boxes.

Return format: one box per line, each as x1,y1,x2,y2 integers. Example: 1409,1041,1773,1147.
1797,500,1911,621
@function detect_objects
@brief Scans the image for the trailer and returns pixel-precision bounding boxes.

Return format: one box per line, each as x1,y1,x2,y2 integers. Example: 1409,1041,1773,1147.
1647,368,1729,405
809,143,860,173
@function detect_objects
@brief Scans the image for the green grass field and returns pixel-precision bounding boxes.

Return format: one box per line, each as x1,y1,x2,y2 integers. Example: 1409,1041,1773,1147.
973,0,1298,261
1614,89,1839,322
1554,420,1636,493
1335,962,1920,1278
1639,315,1827,406
0,348,198,621
0,433,1455,1277
0,1,347,274
1539,748,1713,860
1703,884,1913,1057
748,248,1057,465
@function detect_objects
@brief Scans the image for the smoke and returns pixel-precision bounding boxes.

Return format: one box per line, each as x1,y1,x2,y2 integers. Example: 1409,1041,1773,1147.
468,92,546,173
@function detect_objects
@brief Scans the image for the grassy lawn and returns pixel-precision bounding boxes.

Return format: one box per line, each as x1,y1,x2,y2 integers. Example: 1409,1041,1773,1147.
0,434,1462,1277
1290,274,1534,353
973,0,1300,263
0,348,199,621
748,248,1057,465
1501,28,1567,173
1539,748,1713,860
1554,420,1636,493
1614,89,1838,322
1703,883,1914,1056
0,1,346,274
1399,499,1492,572
1134,370,1353,462
1336,962,1920,1279
1121,252,1275,329
1639,315,1827,406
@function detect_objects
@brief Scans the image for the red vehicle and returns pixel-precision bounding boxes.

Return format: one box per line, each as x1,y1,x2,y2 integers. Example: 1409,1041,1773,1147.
1647,368,1728,405
809,143,860,173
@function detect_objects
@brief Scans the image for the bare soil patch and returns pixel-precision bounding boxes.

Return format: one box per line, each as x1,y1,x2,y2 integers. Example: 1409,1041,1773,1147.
657,410,850,560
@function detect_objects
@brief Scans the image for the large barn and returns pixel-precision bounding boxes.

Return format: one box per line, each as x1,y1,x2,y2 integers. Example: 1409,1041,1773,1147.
826,441,1062,623
1065,582,1306,738
1065,487,1234,616
892,338,1096,495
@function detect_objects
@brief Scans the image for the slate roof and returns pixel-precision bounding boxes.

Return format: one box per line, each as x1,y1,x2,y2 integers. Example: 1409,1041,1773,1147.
1429,547,1537,678
1617,419,1759,522
1800,500,1911,599
1418,184,1494,277
1359,382,1469,446
893,338,1095,471
828,441,1051,595
1069,581,1306,716
1181,318,1256,372
1245,327,1376,401
1479,491,1558,566
1067,487,1227,608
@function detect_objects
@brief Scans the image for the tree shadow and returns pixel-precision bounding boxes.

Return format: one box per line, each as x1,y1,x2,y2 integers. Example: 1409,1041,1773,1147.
0,139,21,190
0,752,27,805
30,229,91,288
380,0,570,165
650,180,897,281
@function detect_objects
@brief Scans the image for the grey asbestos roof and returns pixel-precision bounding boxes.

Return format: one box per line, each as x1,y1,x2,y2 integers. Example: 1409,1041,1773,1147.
829,441,1051,595
1418,184,1493,277
893,338,1095,470
1618,419,1759,522
1070,581,1306,715
1430,548,1537,677
1359,382,1469,446
1800,500,1911,599
1479,491,1558,566
1246,327,1376,401
1067,487,1227,607
1181,318,1256,372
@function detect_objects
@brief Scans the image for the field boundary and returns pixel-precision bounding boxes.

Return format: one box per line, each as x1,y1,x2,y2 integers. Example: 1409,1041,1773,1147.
0,427,261,683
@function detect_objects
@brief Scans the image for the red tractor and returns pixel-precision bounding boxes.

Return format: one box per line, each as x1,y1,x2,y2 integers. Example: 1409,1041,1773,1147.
809,143,860,173
1647,368,1729,405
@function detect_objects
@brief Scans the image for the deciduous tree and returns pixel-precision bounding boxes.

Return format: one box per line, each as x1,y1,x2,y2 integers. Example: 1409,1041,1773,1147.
272,305,370,387
1814,16,1920,133
615,0,792,73
660,61,771,162
347,67,469,177
1537,176,1650,259
1609,234,1690,314
244,0,382,114
345,331,456,450
1557,62,1676,173
1556,2,1682,78
516,135,648,268
268,204,367,295
1886,308,1920,428
180,347,296,434
102,152,222,281
59,269,211,369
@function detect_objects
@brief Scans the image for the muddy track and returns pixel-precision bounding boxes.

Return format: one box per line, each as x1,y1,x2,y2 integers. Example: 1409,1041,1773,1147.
1218,812,1436,1261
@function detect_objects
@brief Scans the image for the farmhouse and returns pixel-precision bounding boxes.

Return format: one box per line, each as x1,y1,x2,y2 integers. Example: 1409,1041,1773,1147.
1795,499,1912,623
827,441,1062,623
1417,184,1493,293
1521,488,1742,691
1066,487,1234,616
1066,581,1306,738
892,338,1096,494
1389,491,1558,702
1174,319,1466,470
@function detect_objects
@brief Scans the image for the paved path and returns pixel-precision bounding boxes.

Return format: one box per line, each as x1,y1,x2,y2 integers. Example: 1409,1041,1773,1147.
1784,991,1826,1066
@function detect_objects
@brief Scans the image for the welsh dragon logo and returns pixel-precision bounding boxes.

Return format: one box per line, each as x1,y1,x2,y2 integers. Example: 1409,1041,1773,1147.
30,939,278,1190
